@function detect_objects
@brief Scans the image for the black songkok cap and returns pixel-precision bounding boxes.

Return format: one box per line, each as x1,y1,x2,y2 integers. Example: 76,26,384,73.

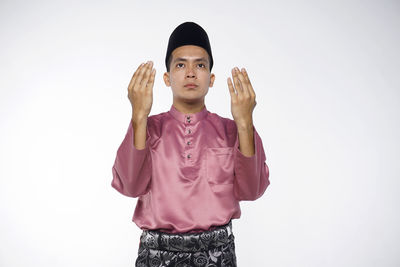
165,22,213,71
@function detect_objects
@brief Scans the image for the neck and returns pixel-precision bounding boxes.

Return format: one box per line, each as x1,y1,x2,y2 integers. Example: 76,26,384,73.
172,99,205,114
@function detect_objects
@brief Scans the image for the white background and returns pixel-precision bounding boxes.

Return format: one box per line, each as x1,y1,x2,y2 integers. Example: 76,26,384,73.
1,0,399,266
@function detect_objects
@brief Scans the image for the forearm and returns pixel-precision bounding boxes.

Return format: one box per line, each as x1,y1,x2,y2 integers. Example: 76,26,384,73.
111,118,152,197
237,121,255,157
233,124,270,201
131,113,148,150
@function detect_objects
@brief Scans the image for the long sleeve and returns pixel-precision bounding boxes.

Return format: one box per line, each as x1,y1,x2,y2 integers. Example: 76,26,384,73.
111,120,152,198
115,105,271,233
233,125,270,201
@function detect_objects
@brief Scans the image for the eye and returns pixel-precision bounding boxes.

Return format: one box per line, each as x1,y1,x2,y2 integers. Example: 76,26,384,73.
198,63,205,68
177,63,184,68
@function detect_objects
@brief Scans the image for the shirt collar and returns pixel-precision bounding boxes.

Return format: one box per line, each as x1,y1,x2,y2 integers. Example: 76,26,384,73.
169,104,209,124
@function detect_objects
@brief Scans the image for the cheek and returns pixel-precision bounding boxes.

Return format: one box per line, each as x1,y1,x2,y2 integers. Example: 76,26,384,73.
170,72,183,82
170,75,184,88
169,75,178,86
201,75,211,85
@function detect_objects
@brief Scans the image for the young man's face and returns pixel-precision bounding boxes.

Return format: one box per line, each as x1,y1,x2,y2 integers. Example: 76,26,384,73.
163,45,215,105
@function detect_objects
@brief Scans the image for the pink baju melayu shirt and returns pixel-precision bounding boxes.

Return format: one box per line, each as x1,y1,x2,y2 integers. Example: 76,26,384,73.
111,105,270,233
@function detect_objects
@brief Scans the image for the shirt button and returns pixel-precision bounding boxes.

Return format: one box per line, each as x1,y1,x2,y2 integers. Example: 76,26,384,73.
188,129,191,134
187,154,191,158
187,141,191,145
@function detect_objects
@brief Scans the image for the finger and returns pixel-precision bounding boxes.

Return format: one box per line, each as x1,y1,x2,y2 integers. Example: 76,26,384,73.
130,62,147,91
227,77,237,100
140,61,154,89
236,69,250,97
128,62,145,91
242,68,256,98
232,67,243,95
135,61,151,90
146,68,156,92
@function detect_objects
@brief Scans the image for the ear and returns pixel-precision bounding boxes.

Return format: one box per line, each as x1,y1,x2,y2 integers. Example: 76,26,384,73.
209,73,215,87
163,72,171,87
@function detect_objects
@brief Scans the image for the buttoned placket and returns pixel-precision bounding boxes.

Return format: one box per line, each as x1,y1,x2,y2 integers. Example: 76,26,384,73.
184,115,194,163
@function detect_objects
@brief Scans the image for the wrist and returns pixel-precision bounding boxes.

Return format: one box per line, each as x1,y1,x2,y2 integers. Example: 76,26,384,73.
131,115,147,125
132,110,148,122
235,120,253,131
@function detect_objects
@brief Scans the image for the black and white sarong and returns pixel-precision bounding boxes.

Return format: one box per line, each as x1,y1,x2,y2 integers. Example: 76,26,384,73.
135,220,237,267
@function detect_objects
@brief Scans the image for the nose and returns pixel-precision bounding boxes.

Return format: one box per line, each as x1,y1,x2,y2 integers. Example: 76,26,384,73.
186,65,196,78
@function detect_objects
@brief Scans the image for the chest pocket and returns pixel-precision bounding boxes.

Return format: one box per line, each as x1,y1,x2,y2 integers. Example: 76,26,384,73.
206,147,234,185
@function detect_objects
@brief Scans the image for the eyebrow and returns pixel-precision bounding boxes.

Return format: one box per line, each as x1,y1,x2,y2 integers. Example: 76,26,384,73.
173,57,208,63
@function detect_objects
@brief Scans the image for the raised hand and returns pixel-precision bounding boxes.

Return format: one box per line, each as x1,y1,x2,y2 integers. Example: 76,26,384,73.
227,67,257,128
128,61,156,120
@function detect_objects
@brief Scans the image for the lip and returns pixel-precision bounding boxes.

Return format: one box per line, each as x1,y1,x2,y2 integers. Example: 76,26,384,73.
184,84,198,88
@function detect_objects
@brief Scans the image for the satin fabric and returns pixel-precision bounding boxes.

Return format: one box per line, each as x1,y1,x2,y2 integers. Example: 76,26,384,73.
111,105,270,233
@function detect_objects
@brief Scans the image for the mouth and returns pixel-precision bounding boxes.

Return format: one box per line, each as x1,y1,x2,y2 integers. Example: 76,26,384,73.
184,84,198,88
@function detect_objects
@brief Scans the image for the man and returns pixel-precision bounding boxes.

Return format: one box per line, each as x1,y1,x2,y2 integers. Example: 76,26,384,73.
111,21,270,267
